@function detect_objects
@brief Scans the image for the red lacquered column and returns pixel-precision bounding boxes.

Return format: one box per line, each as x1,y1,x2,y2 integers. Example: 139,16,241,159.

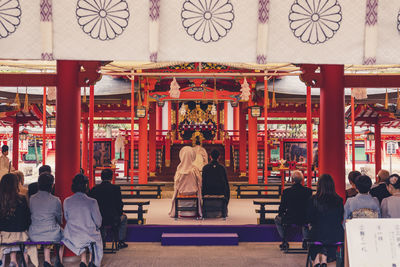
55,60,81,200
12,123,19,170
248,103,258,184
239,102,247,176
320,65,346,199
374,123,382,176
149,102,157,176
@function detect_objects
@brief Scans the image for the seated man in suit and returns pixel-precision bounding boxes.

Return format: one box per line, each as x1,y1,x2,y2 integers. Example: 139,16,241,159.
370,169,391,204
201,150,230,217
275,170,312,250
28,165,52,197
88,169,128,249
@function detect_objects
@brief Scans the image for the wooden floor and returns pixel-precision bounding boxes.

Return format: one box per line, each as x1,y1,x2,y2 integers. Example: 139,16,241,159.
124,199,280,225
21,243,339,267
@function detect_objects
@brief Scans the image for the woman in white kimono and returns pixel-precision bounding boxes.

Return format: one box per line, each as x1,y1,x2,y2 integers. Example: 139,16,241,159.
169,146,202,218
62,174,103,267
192,137,208,173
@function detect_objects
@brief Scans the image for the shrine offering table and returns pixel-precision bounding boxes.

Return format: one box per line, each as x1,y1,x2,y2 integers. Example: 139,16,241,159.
119,183,165,199
253,200,280,224
123,200,150,224
232,183,282,199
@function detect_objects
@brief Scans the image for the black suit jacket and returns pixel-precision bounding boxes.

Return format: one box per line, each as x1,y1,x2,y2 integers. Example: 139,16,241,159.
278,183,312,225
370,183,391,204
88,181,123,225
201,160,230,203
28,182,39,198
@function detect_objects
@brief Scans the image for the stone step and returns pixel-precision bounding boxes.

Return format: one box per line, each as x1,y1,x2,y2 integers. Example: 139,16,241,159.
161,233,239,246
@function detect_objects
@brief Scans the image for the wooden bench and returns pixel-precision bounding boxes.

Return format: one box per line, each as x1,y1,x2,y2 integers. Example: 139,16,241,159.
0,241,95,267
233,183,282,199
202,195,227,219
253,200,280,224
174,196,200,220
123,200,150,224
120,183,165,199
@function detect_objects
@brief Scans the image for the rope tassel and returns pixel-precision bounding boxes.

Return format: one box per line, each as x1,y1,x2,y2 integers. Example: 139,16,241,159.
385,89,388,109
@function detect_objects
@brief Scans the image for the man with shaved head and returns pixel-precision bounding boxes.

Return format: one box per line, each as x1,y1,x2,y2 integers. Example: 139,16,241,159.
370,169,391,203
275,170,312,250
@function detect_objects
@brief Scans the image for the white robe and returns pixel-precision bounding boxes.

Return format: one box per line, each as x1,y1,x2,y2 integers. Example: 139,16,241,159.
169,146,202,218
192,145,208,172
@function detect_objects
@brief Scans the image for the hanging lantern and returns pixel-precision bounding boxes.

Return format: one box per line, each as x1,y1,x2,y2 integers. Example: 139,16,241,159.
365,129,375,141
169,77,180,98
19,128,29,141
136,106,146,118
240,78,251,101
250,105,262,118
230,100,238,108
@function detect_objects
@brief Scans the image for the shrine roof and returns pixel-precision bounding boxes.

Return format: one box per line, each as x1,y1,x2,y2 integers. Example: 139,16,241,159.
0,61,397,105
346,104,400,128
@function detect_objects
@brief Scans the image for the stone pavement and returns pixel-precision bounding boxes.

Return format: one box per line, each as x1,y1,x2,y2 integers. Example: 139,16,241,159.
31,242,336,267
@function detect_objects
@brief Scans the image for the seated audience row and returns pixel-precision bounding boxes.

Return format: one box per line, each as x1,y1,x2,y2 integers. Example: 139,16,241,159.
276,170,400,267
0,166,128,267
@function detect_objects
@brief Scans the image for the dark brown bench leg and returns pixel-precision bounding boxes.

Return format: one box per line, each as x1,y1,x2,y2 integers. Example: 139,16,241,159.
175,198,179,219
260,204,266,224
19,244,27,267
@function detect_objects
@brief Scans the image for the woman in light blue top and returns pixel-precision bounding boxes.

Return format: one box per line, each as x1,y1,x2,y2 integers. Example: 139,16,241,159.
29,173,64,267
62,174,103,267
381,174,400,218
344,175,381,221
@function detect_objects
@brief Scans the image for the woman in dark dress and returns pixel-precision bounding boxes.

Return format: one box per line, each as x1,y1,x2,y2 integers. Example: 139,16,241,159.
307,174,344,267
0,173,33,267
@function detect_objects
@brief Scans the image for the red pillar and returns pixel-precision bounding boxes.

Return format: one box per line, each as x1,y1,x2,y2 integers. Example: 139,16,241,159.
89,85,94,188
264,77,269,182
149,102,157,176
248,103,258,184
224,101,228,131
233,105,239,136
167,101,171,131
138,94,148,184
320,65,345,199
239,102,247,175
306,86,313,188
55,60,81,201
130,77,135,184
82,118,88,175
351,94,355,171
42,87,47,165
12,123,19,170
156,104,163,132
375,123,382,176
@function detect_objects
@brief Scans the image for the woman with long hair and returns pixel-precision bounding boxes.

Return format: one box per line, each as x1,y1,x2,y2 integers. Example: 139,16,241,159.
0,173,38,267
307,174,344,267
